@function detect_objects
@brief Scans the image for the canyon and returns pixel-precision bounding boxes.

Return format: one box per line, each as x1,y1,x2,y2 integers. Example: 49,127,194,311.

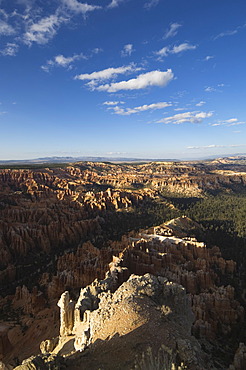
0,157,246,369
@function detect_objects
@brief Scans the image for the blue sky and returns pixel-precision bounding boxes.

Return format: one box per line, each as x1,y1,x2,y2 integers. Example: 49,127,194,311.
0,0,246,160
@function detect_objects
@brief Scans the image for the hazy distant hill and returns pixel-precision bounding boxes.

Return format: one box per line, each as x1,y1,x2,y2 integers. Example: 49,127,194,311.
0,156,177,165
0,154,245,165
0,154,246,165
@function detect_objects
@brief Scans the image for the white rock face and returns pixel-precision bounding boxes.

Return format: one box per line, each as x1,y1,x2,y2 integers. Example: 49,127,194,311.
57,291,75,336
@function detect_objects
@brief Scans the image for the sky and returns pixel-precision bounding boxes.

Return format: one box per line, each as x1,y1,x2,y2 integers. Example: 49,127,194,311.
0,0,246,160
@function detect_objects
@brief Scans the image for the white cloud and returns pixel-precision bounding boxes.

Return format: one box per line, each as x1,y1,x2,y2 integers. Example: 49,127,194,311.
196,101,206,107
158,111,213,124
97,69,174,92
144,0,159,9
107,0,124,8
214,23,246,40
111,102,171,115
0,8,8,19
223,118,238,124
205,83,226,93
103,101,124,106
171,43,196,54
156,43,196,59
92,47,103,54
0,111,7,115
156,46,169,58
164,23,182,39
41,61,53,72
187,144,223,149
121,44,134,57
0,19,15,36
106,151,127,155
0,42,19,56
187,144,246,150
214,29,238,40
211,118,245,127
42,53,86,72
174,107,189,111
204,55,214,61
23,14,66,45
75,64,140,82
204,86,216,92
55,54,84,66
61,0,101,15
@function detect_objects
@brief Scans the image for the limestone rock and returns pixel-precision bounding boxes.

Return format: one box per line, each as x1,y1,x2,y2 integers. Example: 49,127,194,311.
62,273,209,369
40,338,59,355
57,292,75,336
1,162,246,367
13,354,65,370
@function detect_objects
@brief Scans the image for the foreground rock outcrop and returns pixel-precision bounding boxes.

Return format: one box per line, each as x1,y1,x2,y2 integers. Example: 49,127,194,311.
11,217,244,369
16,274,209,369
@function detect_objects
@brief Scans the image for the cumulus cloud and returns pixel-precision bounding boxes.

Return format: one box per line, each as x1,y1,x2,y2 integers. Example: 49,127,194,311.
157,111,213,124
211,118,245,127
107,0,124,9
156,46,169,58
5,1,102,47
97,69,174,92
75,64,140,82
164,23,182,39
110,102,171,115
156,43,196,59
23,14,66,45
0,42,19,56
196,101,206,107
55,53,85,66
103,101,124,106
61,0,101,15
121,44,134,57
0,19,15,36
41,53,86,72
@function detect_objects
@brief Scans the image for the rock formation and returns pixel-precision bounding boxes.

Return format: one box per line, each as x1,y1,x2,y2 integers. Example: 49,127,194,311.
16,217,243,369
15,274,211,369
57,291,74,336
1,160,246,368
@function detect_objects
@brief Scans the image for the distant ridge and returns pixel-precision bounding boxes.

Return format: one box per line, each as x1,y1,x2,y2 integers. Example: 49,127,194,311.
0,153,245,165
0,156,179,165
